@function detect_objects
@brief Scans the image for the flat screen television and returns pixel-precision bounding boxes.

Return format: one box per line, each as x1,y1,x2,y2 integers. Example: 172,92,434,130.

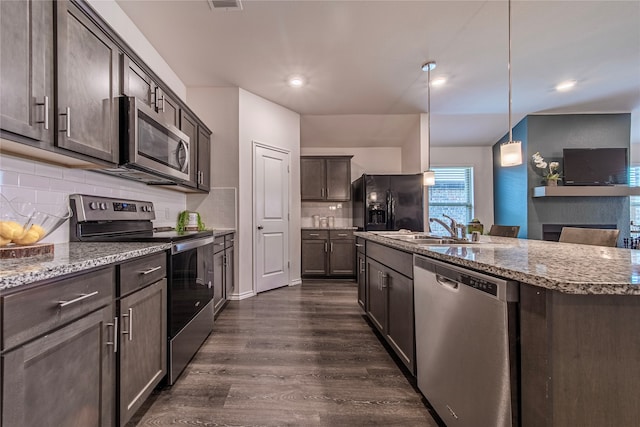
563,148,628,186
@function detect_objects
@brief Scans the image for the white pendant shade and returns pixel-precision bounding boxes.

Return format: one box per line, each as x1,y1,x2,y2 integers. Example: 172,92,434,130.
500,140,523,167
423,170,436,186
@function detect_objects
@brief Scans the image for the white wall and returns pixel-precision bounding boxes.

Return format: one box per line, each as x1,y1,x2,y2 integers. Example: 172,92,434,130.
239,89,301,296
301,147,402,180
430,146,494,227
401,119,421,173
87,0,186,101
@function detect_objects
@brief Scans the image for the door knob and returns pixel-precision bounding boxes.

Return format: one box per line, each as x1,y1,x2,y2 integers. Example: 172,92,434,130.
257,226,264,230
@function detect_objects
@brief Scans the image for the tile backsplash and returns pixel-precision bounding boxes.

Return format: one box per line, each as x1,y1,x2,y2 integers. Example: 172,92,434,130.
187,187,237,230
301,201,352,228
0,153,186,244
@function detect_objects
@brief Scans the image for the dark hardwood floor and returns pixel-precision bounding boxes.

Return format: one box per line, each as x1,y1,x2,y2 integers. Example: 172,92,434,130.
130,280,439,426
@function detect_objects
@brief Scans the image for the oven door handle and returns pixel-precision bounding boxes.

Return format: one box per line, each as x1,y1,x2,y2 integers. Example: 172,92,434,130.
172,236,214,254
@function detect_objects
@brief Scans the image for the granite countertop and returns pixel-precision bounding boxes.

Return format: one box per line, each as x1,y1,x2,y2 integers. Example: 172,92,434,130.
302,227,358,230
356,232,640,295
212,229,236,237
0,242,171,293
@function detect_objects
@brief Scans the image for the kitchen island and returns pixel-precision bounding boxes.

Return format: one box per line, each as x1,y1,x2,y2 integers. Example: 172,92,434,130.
355,231,640,427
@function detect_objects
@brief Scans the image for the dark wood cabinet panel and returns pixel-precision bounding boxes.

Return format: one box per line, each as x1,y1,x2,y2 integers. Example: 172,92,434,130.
2,304,115,427
357,252,366,310
180,110,199,188
119,279,167,425
366,258,386,333
385,268,414,369
197,127,211,191
364,242,415,374
55,0,119,164
300,156,352,201
0,0,54,144
213,248,225,315
224,237,235,298
329,238,356,275
326,157,351,201
301,239,328,276
157,89,179,127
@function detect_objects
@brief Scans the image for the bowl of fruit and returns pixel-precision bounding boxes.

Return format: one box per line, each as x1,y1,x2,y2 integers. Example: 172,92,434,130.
0,194,71,247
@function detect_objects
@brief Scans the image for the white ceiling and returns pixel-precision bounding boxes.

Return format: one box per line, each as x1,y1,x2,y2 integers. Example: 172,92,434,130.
115,0,640,147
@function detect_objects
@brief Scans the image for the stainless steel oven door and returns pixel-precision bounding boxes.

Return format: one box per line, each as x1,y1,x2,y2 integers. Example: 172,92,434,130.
169,236,214,338
124,96,190,182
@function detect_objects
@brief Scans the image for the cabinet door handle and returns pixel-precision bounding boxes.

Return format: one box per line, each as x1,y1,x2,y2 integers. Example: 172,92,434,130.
320,188,324,198
355,243,364,247
36,96,49,130
160,94,166,113
381,273,388,288
60,107,71,137
324,242,328,252
360,259,365,273
122,308,133,341
106,317,118,353
330,242,334,252
309,233,320,236
58,291,99,308
138,266,162,275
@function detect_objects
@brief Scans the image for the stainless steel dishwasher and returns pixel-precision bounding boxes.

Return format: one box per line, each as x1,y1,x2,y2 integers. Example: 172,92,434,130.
413,255,519,427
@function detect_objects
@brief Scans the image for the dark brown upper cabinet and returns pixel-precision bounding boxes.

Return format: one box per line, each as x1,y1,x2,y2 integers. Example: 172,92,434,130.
55,0,120,164
179,110,211,192
300,156,352,201
0,0,54,145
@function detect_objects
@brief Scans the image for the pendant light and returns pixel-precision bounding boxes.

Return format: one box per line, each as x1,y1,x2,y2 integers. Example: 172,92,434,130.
422,60,436,186
500,0,523,167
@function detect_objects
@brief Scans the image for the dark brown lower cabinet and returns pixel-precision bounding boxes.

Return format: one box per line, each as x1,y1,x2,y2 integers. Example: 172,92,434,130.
357,251,366,310
213,233,235,316
224,235,235,298
118,279,167,426
365,242,415,374
2,304,115,427
301,229,355,278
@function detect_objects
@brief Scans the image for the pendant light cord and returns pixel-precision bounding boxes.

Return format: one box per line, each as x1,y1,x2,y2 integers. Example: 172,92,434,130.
508,0,513,142
427,65,431,170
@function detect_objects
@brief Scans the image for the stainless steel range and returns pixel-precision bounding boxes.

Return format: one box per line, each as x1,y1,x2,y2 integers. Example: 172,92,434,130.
69,194,214,385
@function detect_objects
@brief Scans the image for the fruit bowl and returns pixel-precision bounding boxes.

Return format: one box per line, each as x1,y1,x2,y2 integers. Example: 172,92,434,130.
0,194,71,247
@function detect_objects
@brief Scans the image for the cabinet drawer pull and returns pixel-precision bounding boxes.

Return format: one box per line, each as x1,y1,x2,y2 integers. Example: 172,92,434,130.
355,243,364,247
36,96,49,130
122,308,133,341
309,233,320,236
337,233,348,237
106,317,118,353
58,291,99,308
60,107,71,137
138,266,162,275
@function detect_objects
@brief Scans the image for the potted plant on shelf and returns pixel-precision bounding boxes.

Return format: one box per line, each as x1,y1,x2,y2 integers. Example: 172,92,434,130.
531,152,561,186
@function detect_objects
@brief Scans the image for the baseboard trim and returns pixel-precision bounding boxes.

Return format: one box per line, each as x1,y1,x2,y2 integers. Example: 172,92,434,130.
229,290,256,301
290,278,302,287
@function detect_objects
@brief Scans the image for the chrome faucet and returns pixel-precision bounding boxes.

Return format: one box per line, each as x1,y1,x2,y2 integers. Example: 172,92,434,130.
430,215,466,240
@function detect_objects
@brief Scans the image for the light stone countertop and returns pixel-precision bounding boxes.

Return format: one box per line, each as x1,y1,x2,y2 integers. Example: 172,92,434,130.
0,242,171,293
212,229,236,237
356,232,640,295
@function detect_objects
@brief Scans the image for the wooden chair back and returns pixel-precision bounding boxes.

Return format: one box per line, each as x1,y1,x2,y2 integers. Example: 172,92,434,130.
488,225,520,238
558,227,619,247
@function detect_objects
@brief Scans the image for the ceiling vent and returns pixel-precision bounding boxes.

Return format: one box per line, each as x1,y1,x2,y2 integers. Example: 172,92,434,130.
207,0,243,11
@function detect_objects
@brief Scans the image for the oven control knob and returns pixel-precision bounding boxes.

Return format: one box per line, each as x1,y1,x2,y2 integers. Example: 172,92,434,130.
89,202,98,210
100,202,108,210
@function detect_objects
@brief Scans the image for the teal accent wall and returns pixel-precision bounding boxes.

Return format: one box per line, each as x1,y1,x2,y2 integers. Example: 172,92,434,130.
493,113,632,244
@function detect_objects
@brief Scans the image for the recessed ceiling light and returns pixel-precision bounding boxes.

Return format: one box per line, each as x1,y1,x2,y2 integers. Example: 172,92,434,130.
431,77,447,87
555,80,577,92
288,75,306,88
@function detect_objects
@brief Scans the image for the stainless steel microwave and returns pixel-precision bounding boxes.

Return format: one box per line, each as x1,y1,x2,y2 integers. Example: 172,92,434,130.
116,96,190,183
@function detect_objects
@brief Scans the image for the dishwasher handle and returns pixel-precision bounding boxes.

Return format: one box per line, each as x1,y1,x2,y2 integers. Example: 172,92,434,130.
435,274,459,291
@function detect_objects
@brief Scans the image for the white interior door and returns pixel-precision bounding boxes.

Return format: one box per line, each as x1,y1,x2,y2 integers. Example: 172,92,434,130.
254,143,290,293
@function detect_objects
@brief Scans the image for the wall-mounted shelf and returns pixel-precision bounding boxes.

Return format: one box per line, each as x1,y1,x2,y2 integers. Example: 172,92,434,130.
533,186,640,197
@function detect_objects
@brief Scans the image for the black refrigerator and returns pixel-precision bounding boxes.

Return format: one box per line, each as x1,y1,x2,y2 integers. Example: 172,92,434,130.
352,174,424,231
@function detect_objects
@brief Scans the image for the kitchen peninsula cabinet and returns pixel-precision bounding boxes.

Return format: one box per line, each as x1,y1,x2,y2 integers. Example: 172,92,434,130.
117,252,167,426
0,0,54,145
300,156,352,201
1,267,116,427
55,0,120,164
365,241,415,374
